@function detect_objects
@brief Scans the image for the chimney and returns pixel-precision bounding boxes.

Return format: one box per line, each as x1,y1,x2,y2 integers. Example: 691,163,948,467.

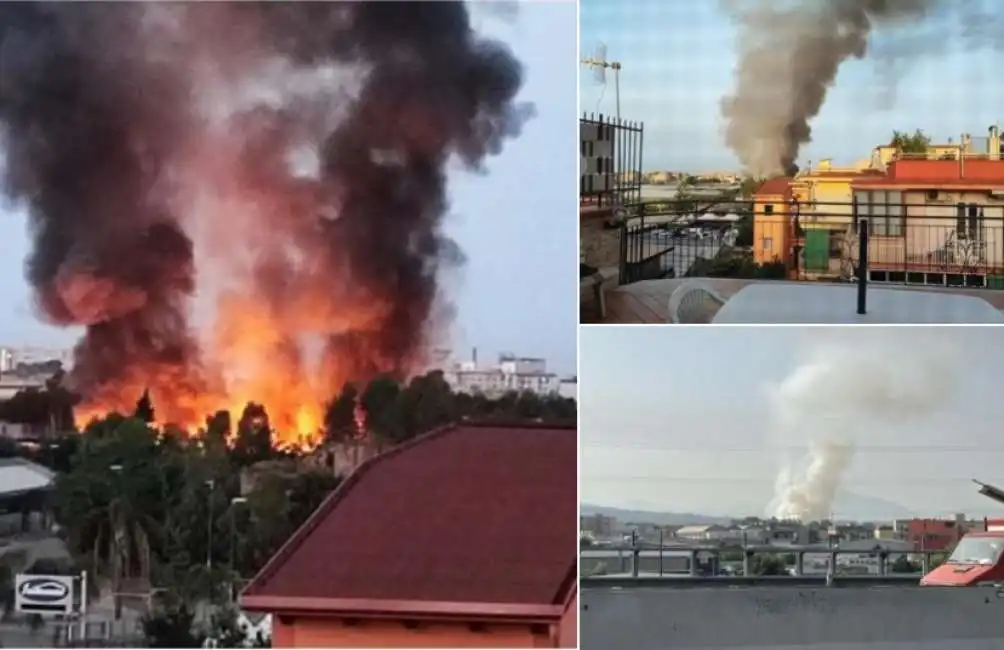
472,347,478,367
990,125,1000,160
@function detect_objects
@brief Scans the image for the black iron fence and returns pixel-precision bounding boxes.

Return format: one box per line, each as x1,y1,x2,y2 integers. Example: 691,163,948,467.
618,198,1004,290
580,113,643,208
581,544,948,580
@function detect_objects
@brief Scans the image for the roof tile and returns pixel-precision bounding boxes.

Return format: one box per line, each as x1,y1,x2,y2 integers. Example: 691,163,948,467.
241,422,577,608
753,177,792,196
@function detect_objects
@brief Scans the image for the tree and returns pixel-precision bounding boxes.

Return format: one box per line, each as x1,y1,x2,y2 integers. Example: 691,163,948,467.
232,404,273,467
204,410,233,455
134,390,155,424
44,368,78,431
142,602,204,648
207,606,251,648
749,554,786,576
44,373,577,628
395,371,455,439
52,418,167,617
324,383,359,443
735,213,754,247
890,129,931,154
891,555,919,573
739,176,764,199
360,375,404,443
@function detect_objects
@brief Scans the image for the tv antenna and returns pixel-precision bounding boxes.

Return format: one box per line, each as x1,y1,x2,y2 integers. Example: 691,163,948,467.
581,41,622,122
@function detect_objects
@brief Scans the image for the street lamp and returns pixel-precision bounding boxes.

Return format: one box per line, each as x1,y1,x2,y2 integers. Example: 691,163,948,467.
108,464,123,620
229,497,248,603
206,479,215,570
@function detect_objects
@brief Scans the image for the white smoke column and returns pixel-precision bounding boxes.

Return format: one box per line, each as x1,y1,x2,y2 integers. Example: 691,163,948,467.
768,332,957,522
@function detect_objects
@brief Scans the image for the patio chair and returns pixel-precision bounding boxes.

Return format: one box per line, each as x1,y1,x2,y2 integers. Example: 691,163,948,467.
667,280,728,324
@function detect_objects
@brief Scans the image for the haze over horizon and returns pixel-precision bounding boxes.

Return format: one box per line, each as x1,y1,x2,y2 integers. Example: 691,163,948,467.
581,326,1004,520
580,0,1004,173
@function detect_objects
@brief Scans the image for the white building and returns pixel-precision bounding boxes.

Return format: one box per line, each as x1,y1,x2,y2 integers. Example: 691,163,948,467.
0,375,46,400
674,525,731,542
801,539,913,576
0,346,73,372
444,353,562,397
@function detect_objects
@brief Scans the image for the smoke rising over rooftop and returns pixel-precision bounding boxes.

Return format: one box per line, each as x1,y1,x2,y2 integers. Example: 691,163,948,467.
721,0,954,177
0,2,533,439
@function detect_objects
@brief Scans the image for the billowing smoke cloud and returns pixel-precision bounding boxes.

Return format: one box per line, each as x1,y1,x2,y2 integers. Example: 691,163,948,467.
0,2,532,439
721,0,944,177
768,333,957,522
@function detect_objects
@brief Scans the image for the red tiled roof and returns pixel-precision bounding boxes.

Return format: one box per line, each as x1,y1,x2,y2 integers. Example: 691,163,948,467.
240,421,577,620
753,177,792,196
801,169,884,178
852,177,1004,189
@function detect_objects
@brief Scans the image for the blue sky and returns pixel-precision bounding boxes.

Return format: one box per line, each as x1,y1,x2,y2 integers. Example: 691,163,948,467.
581,326,1004,519
580,0,1004,172
0,2,577,375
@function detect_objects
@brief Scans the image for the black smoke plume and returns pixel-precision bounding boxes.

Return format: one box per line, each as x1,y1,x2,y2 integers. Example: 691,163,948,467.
719,0,995,177
0,2,532,423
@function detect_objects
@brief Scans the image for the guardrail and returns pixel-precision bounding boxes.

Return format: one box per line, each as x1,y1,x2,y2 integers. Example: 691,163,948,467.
615,196,1004,289
581,543,950,580
581,574,927,589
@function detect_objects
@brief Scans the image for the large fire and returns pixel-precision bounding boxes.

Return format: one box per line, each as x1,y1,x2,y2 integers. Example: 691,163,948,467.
68,133,401,449
1,1,530,440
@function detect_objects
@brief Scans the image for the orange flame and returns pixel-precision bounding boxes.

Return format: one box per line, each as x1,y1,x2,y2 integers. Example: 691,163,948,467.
70,128,428,448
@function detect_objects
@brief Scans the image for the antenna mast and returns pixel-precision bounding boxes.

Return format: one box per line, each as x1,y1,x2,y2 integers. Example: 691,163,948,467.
580,44,622,122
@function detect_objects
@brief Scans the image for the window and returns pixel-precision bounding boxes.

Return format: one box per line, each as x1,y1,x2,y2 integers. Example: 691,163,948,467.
763,204,774,215
959,203,984,241
886,191,903,237
762,237,773,250
856,190,904,237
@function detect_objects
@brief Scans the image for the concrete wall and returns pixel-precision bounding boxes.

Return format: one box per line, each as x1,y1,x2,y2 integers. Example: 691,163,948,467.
581,586,1004,650
273,616,546,648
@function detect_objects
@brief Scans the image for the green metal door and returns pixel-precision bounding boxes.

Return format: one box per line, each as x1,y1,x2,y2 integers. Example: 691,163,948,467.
804,229,830,272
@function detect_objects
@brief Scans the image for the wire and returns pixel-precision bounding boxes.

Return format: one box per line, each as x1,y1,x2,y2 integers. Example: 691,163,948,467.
583,475,1004,485
582,441,1004,453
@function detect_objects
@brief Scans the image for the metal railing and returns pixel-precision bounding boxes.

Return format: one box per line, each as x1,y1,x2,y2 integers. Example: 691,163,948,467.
580,113,643,209
616,198,1004,289
581,543,949,584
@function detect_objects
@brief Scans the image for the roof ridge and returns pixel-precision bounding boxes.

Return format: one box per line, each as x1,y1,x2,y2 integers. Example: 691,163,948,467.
241,422,463,596
551,559,578,606
458,419,576,431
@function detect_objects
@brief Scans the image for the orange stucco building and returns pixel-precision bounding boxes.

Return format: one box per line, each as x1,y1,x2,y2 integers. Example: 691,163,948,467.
240,421,578,648
752,153,1004,287
751,176,793,266
851,157,1004,287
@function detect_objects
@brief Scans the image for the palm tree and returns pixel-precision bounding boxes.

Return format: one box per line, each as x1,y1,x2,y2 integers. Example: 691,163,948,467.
52,419,165,618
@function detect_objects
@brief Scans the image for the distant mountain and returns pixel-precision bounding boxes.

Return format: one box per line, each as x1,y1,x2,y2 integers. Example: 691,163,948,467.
580,504,731,527
583,491,916,526
832,491,916,522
